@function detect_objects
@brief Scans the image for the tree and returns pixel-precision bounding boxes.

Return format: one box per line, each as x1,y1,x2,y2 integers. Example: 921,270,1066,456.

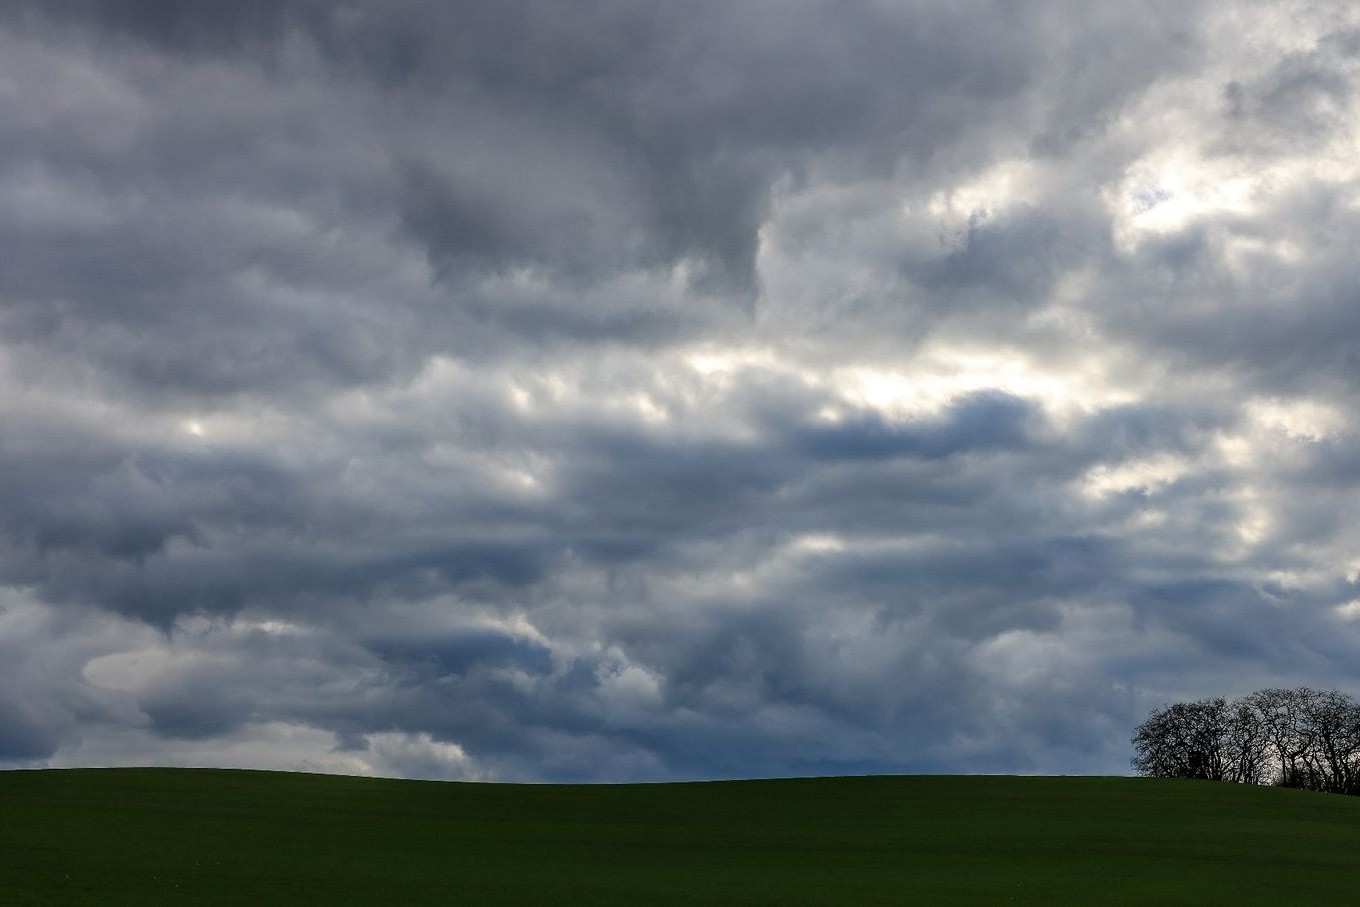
1134,687,1360,795
1132,697,1237,781
1244,688,1315,788
1224,696,1269,786
1297,689,1360,794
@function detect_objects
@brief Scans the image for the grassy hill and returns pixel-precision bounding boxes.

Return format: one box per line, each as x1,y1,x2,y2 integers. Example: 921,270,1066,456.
5,769,1360,904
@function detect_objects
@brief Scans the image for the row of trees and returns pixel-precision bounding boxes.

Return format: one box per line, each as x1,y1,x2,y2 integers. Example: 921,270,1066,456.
1131,687,1360,794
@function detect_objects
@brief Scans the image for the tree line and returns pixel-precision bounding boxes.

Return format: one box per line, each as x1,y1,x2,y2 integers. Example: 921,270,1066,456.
1131,687,1360,795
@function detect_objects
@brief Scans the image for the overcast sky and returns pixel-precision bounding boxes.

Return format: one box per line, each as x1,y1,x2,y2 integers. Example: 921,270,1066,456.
2,1,1359,782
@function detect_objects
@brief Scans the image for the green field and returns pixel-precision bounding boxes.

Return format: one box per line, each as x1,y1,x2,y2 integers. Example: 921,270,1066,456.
4,769,1360,904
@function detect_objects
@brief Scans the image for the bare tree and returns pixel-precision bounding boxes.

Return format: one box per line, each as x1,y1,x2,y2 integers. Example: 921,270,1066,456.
1245,687,1316,788
1225,696,1269,785
1297,689,1360,795
1136,687,1360,796
1132,698,1236,781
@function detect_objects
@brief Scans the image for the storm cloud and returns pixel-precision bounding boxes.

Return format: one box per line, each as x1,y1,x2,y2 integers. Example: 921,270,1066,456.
2,0,1360,781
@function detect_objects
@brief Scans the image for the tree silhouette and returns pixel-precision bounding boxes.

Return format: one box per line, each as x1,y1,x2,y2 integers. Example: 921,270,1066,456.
1132,687,1360,795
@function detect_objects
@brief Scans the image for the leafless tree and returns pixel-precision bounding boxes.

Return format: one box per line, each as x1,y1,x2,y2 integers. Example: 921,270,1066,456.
1135,687,1360,796
1225,696,1269,785
1245,687,1316,788
1297,689,1360,794
1131,697,1236,781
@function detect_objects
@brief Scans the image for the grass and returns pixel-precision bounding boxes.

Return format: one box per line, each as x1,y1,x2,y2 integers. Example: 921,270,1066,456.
4,770,1360,904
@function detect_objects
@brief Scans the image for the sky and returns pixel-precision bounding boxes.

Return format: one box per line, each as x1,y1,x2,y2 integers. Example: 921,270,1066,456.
1,0,1359,782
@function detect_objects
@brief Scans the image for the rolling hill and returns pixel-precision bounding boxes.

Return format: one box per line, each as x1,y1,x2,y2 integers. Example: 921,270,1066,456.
4,769,1360,904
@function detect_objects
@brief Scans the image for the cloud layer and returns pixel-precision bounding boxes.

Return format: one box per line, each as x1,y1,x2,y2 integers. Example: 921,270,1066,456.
2,0,1359,780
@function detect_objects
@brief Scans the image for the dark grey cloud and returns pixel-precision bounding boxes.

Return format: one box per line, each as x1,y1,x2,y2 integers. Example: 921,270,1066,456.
2,0,291,53
2,0,1359,782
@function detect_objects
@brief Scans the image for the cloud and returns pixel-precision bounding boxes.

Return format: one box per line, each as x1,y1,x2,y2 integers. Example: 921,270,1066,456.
2,0,1359,781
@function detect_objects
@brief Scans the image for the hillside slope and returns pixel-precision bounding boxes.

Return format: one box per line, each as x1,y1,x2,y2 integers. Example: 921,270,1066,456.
4,769,1360,904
